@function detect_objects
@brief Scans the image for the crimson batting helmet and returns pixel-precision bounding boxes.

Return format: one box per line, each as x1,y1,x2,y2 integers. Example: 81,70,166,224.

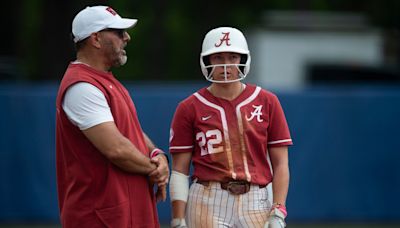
200,27,251,83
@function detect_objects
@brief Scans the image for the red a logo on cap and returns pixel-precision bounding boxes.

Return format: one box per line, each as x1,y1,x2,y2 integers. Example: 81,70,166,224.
215,32,231,47
106,7,117,16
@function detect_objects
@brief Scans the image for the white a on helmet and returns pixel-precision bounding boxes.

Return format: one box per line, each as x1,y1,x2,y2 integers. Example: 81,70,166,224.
200,27,251,83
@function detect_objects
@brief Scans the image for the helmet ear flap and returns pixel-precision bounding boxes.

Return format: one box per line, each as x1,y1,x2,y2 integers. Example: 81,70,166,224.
203,56,212,75
240,54,247,64
239,54,247,74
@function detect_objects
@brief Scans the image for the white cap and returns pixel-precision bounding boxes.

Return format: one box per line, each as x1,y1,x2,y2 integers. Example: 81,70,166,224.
72,6,138,43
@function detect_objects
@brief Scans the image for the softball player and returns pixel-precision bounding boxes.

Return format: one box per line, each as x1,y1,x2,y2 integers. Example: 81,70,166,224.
169,27,292,228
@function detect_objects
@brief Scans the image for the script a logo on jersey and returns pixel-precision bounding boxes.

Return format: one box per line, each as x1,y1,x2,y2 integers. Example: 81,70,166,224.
215,32,231,47
246,105,264,122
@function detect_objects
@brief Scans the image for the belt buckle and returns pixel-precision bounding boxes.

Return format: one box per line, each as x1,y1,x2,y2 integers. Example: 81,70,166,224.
227,181,250,195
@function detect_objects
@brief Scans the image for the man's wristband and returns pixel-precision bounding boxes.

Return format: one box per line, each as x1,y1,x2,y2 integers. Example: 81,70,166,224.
150,148,163,158
150,148,170,163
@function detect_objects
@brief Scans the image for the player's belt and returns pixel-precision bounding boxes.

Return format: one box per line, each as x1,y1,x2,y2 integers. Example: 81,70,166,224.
196,180,267,195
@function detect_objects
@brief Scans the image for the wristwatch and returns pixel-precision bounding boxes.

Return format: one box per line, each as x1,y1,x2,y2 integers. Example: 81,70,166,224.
171,218,187,228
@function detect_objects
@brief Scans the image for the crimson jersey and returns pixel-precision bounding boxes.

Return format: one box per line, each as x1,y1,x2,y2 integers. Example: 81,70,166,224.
169,84,292,185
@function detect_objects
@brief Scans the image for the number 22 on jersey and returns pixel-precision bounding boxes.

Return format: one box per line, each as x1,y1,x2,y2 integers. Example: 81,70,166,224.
196,129,223,156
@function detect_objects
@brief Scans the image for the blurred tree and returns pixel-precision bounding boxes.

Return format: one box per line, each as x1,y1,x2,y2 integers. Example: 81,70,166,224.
0,0,24,80
1,0,398,81
19,0,43,81
113,0,267,81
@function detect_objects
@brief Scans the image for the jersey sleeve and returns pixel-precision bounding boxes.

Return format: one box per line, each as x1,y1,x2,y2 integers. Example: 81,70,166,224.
169,101,195,153
62,82,114,130
267,94,293,147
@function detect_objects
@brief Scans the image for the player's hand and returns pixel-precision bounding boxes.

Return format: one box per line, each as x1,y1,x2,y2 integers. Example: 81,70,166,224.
155,184,167,202
264,208,286,228
171,218,187,228
149,154,169,186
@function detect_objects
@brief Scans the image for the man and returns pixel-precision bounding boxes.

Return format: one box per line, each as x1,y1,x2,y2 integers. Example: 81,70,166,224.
55,6,169,227
169,27,292,228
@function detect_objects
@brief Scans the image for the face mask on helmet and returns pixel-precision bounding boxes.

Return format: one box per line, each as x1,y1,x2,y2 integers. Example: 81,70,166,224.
200,27,251,83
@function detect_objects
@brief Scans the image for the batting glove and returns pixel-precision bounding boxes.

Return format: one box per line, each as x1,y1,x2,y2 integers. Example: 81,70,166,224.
264,207,286,228
171,218,187,228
